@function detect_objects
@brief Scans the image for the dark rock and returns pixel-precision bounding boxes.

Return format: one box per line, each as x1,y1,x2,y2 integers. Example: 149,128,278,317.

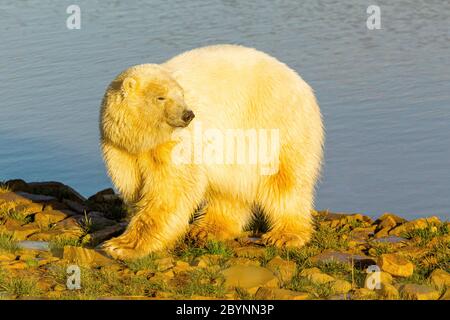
27,181,86,203
371,236,408,244
310,250,376,269
86,223,126,246
63,199,89,214
88,188,116,202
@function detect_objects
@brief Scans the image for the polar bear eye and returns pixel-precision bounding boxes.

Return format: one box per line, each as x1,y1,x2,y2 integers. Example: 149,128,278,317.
157,97,166,101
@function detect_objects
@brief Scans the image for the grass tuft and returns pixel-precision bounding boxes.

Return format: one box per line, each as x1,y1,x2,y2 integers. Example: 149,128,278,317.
0,233,20,253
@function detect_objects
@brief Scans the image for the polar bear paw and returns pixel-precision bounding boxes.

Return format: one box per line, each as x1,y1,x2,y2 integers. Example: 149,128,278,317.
102,236,144,260
261,231,308,248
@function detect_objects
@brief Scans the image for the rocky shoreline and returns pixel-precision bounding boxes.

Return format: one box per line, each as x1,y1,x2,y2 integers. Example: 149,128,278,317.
0,179,448,300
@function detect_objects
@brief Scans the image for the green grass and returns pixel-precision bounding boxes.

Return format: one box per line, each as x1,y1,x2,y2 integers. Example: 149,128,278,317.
79,211,93,234
234,287,253,300
287,276,333,299
310,223,349,251
0,272,41,297
0,202,32,224
172,267,226,298
413,239,450,274
258,246,278,266
175,240,233,261
402,222,449,246
0,233,20,253
0,182,10,194
125,253,159,272
47,264,167,299
368,242,396,257
48,237,84,255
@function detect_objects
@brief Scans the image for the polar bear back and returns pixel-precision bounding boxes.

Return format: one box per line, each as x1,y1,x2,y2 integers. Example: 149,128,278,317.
162,45,319,138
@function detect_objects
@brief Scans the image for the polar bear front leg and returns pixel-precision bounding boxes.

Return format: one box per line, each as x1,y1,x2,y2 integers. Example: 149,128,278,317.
188,190,253,244
102,206,190,260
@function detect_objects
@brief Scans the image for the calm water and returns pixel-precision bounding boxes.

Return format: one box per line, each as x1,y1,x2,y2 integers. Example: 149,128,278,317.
1,1,449,220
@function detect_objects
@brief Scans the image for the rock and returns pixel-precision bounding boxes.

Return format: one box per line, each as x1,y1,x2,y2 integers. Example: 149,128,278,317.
377,215,398,230
327,294,351,300
98,296,154,300
83,212,116,229
154,257,174,272
29,217,84,241
389,217,441,236
265,256,297,282
376,213,407,225
440,288,450,300
191,254,222,268
351,288,377,300
36,279,55,292
63,199,88,214
27,181,86,203
0,253,17,261
172,260,192,274
221,265,278,294
0,191,56,204
331,280,352,294
227,257,260,267
1,261,28,270
374,227,391,239
310,250,376,269
379,283,399,300
10,224,40,241
88,188,116,202
255,287,309,300
234,246,266,258
18,241,50,251
318,212,372,225
300,267,335,284
378,254,414,277
349,227,375,241
84,223,126,246
371,236,408,244
429,269,450,289
4,179,29,192
34,210,75,225
63,246,115,267
400,284,440,300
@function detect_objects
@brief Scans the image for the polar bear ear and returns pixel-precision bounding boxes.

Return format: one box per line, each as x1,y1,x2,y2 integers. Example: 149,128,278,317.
122,77,138,95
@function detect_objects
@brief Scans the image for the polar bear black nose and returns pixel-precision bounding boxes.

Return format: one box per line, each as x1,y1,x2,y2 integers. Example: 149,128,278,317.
182,110,195,123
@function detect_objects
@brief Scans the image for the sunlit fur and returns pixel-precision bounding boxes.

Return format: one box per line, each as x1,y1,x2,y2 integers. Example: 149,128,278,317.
100,45,324,260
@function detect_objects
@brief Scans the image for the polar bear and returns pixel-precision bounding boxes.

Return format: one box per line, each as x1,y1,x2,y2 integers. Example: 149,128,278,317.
100,45,324,260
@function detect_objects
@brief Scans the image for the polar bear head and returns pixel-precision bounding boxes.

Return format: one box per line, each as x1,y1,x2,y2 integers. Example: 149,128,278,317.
100,64,194,153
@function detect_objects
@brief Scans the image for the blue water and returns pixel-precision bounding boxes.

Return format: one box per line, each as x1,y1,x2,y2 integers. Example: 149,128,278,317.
1,0,449,220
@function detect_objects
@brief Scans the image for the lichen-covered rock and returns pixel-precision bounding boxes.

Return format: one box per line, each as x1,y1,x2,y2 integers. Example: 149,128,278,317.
331,280,352,294
389,217,441,236
379,283,399,300
255,287,309,300
62,246,115,267
300,267,335,284
400,284,440,300
310,250,376,269
34,210,75,225
233,246,266,259
265,256,297,282
378,253,414,277
221,265,278,294
429,269,450,289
